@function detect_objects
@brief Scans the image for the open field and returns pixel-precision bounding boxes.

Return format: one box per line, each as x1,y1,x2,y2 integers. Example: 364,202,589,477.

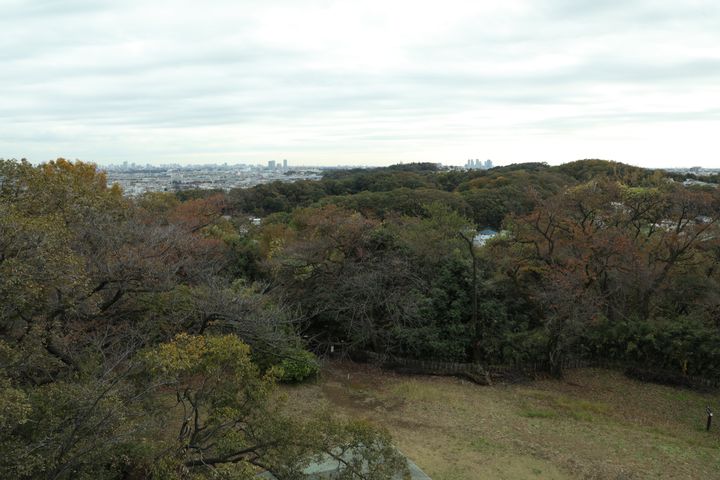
284,363,720,479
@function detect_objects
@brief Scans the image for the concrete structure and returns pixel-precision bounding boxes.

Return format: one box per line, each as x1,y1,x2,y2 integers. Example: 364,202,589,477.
257,450,431,479
473,228,498,246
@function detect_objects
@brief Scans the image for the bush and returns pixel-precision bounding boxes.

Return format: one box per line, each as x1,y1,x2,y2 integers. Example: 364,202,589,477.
278,349,320,383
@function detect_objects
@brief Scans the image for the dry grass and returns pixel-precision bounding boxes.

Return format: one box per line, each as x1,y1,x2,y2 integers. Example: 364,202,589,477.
283,362,720,480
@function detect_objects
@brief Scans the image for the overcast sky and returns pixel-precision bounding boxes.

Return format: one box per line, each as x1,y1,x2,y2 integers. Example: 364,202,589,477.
2,0,719,168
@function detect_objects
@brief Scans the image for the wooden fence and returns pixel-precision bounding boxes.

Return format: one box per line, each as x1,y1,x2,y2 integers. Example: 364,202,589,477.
356,351,720,390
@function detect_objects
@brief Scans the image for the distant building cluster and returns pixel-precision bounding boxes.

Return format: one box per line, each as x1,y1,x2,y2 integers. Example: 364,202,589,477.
104,161,320,196
666,167,720,176
665,167,719,188
267,159,289,171
466,159,493,170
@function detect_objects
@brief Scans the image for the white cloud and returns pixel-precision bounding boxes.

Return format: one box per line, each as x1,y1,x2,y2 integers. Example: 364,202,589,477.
1,0,719,167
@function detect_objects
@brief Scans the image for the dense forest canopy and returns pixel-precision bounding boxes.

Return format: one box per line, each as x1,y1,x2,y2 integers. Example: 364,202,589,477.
0,159,406,480
1,157,719,479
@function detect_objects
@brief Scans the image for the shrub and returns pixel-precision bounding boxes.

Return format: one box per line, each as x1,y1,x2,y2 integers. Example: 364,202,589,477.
278,349,320,383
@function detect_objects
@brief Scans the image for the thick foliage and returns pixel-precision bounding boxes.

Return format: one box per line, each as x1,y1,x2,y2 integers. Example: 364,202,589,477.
0,159,404,479
246,161,720,380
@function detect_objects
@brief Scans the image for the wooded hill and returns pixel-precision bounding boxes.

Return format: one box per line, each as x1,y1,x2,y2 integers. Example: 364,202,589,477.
1,157,718,479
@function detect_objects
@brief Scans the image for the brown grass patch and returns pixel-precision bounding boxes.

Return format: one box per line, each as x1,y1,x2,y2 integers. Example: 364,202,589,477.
285,362,720,480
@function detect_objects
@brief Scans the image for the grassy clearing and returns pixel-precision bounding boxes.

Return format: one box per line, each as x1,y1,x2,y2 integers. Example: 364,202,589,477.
284,363,720,479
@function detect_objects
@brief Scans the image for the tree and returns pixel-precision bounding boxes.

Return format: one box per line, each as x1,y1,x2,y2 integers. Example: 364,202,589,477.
503,179,720,375
2,159,367,479
140,334,408,479
265,205,420,354
393,203,483,360
264,203,485,362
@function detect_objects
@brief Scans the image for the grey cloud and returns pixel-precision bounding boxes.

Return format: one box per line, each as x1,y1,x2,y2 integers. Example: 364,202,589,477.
534,109,720,130
1,0,111,19
541,0,720,26
1,0,719,166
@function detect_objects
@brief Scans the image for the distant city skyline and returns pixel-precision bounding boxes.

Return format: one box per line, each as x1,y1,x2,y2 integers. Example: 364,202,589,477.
2,1,719,169
93,158,718,172
17,157,720,172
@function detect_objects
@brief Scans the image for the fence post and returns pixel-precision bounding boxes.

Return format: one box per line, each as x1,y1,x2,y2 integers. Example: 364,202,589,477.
707,407,713,431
